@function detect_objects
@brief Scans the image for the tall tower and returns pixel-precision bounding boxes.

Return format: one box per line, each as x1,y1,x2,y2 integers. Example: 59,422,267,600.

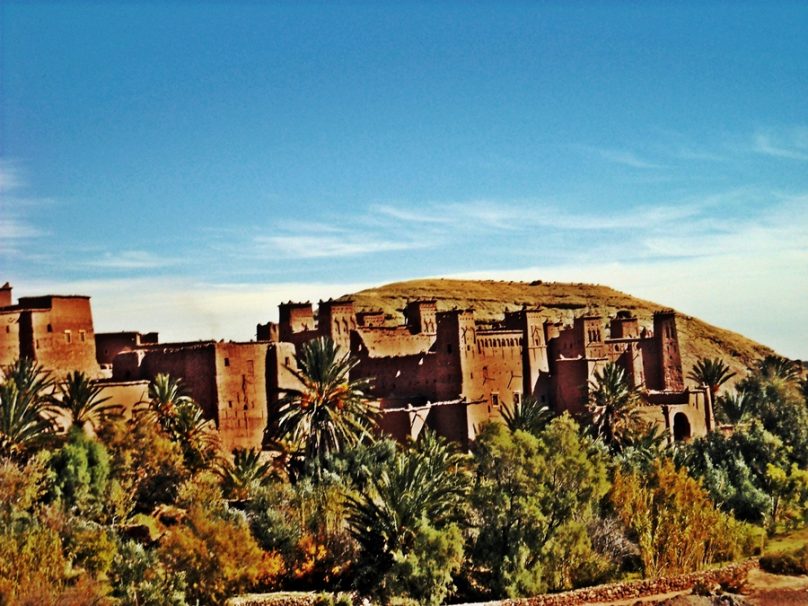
318,299,356,353
653,310,684,390
278,302,314,341
0,283,12,308
575,315,606,359
404,300,437,334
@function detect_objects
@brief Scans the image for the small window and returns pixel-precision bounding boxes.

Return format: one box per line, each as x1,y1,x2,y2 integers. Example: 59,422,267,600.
64,330,72,344
285,356,291,366
79,330,86,343
47,324,53,333
514,393,521,405
224,357,230,367
491,393,499,407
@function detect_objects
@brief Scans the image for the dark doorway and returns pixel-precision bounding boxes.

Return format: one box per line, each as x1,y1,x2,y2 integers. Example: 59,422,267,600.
673,412,691,442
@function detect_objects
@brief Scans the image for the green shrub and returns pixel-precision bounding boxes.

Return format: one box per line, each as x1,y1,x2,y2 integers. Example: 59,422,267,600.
759,544,808,575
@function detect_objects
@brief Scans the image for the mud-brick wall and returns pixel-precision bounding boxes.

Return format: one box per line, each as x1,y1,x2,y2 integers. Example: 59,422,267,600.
20,298,99,377
215,342,270,453
0,311,21,367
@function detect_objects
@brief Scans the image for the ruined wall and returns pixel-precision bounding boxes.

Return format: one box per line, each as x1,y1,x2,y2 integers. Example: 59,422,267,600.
95,332,158,366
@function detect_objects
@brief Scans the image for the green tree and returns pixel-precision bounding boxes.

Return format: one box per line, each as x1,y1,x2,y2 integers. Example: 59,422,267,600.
687,357,736,398
676,421,785,525
54,370,119,431
269,337,378,477
470,415,609,597
49,426,111,518
0,359,57,459
738,358,808,468
98,414,188,513
587,363,644,452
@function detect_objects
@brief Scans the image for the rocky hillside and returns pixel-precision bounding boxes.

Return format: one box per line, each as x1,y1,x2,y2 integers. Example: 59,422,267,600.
341,279,776,385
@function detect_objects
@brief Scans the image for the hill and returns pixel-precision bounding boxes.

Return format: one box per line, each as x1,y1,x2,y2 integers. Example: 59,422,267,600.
340,278,776,383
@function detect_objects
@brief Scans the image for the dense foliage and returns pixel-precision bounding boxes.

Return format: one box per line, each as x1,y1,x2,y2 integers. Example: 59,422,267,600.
0,347,804,605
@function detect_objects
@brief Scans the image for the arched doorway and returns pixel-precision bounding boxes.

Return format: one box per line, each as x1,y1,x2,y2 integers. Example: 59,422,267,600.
673,412,691,442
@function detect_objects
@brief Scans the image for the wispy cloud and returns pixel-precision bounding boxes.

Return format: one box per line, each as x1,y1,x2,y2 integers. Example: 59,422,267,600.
0,162,51,256
575,145,665,169
373,204,454,225
751,127,808,161
0,161,23,192
253,232,430,259
86,250,181,269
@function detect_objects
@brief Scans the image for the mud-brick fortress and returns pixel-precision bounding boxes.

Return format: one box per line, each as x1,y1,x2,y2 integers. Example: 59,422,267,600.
0,282,714,452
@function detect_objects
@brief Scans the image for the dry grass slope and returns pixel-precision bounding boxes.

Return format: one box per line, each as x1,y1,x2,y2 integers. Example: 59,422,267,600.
341,279,777,383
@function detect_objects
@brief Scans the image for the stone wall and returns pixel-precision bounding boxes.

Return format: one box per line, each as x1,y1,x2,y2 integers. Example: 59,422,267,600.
490,559,758,606
226,560,757,606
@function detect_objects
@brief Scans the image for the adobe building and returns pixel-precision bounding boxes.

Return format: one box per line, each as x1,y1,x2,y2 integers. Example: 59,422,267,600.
0,283,100,377
111,339,303,453
261,299,713,448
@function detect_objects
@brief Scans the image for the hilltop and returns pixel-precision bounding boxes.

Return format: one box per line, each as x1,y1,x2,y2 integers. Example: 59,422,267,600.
341,278,776,382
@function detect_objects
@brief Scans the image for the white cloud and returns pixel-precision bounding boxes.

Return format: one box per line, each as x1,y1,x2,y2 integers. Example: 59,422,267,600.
86,250,181,269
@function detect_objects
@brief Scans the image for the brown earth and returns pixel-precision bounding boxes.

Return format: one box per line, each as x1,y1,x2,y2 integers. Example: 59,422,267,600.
342,279,778,382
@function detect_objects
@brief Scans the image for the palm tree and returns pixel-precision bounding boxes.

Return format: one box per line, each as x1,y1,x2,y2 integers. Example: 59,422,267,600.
687,357,736,398
0,359,57,459
54,370,119,430
587,362,644,452
345,432,468,593
618,423,668,471
141,372,194,426
139,373,218,469
501,395,553,436
757,355,800,384
715,390,752,425
219,448,276,500
268,336,378,475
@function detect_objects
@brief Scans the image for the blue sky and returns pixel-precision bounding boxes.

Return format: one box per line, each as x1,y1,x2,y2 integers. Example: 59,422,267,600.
2,2,807,358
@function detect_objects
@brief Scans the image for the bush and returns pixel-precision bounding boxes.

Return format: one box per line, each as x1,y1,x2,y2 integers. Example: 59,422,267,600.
111,540,188,606
760,544,808,575
158,505,281,604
